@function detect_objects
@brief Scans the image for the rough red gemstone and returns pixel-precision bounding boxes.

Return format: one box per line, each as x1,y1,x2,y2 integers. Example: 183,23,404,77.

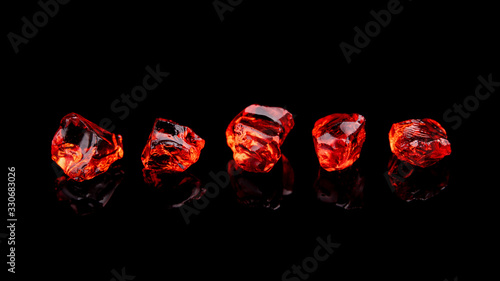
389,118,451,168
312,113,366,171
226,104,295,173
141,118,205,172
51,113,124,182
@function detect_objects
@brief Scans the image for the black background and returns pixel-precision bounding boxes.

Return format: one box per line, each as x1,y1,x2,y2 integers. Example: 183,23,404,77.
4,0,498,280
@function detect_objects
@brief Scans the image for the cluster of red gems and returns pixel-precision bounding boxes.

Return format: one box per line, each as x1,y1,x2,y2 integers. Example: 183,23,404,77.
51,105,451,181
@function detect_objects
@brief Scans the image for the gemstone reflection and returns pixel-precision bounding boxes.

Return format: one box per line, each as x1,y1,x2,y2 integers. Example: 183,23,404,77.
227,155,294,209
143,168,205,208
313,165,365,209
226,104,295,173
386,154,450,202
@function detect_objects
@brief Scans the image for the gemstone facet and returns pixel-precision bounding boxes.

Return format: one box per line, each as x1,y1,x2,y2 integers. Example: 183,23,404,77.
312,113,366,171
141,118,205,172
51,113,124,182
226,104,295,173
389,118,451,168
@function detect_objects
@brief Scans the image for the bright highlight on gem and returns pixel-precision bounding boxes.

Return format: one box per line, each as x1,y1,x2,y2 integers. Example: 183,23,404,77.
51,113,124,182
226,104,295,173
388,118,451,168
312,113,366,171
141,118,205,172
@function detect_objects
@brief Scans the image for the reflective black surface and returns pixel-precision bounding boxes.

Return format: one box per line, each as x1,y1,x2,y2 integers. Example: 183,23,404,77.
227,154,294,209
314,164,365,209
55,163,124,215
386,154,450,202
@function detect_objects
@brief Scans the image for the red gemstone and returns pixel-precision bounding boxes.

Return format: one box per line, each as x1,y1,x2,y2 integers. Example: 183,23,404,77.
389,118,451,168
226,104,295,173
51,113,124,182
142,169,205,208
141,118,205,172
312,113,366,171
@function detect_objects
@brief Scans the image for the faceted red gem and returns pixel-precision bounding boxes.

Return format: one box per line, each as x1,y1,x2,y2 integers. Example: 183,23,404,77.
141,118,205,172
226,104,295,173
389,118,451,168
312,113,366,171
51,113,124,182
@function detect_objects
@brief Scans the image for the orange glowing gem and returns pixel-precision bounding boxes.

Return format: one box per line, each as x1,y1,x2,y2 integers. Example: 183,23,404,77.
51,113,124,182
312,113,366,171
141,118,205,172
226,104,295,173
389,118,451,168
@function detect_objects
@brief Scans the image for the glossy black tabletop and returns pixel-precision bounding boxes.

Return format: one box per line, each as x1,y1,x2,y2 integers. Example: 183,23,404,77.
4,1,497,280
